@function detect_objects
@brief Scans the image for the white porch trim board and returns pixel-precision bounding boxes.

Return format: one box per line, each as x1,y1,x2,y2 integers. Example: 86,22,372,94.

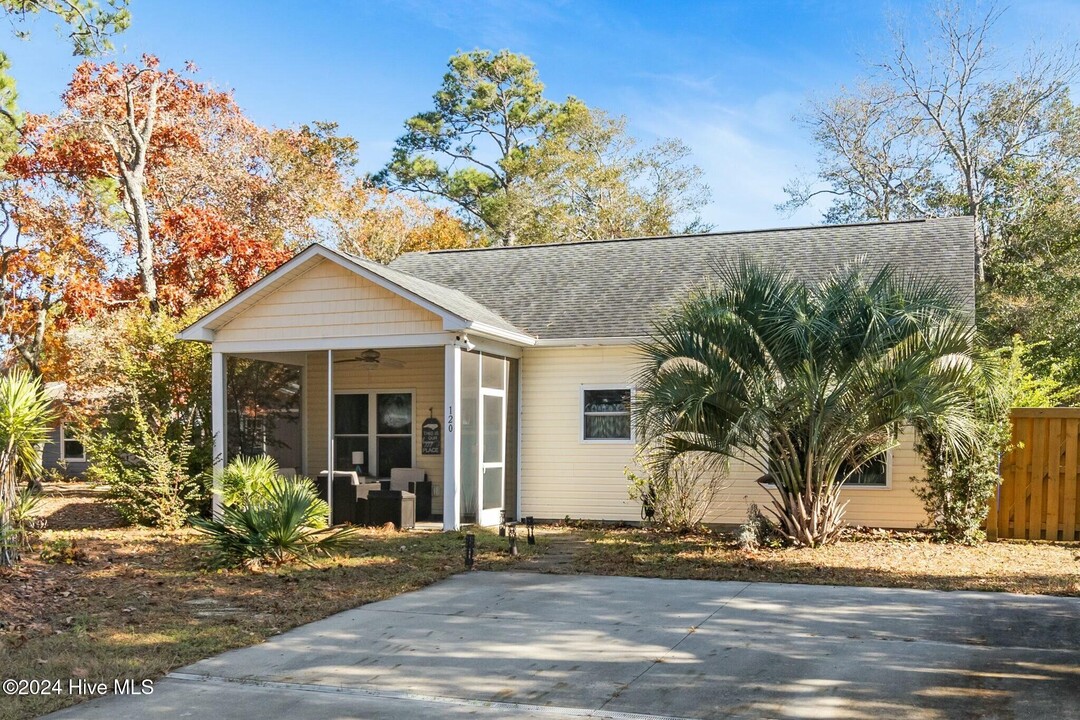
209,333,458,355
326,349,334,525
211,351,226,520
443,344,462,531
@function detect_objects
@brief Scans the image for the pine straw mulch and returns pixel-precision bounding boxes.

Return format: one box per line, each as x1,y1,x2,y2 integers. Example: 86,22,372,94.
543,524,1080,596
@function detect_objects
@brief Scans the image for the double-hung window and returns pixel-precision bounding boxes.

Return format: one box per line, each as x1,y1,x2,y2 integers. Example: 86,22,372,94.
581,386,633,442
60,424,85,462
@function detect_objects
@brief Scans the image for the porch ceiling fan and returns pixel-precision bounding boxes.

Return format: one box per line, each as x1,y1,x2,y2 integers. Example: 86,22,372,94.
333,349,405,369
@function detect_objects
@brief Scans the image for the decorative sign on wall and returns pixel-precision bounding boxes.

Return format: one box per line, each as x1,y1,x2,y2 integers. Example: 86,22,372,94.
422,413,441,455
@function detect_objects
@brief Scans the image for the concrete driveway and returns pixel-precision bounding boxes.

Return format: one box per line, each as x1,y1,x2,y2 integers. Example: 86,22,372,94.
47,572,1080,719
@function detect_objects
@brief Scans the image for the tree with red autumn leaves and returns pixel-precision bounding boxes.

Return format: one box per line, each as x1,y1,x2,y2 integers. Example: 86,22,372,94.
0,184,108,376
3,56,473,377
8,56,299,315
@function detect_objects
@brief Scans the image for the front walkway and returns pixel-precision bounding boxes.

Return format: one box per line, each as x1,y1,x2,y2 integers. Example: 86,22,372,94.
47,573,1080,719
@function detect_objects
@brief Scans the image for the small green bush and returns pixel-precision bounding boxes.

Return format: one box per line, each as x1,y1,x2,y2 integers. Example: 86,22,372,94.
913,338,1047,544
73,306,214,529
737,503,780,550
86,396,206,529
39,537,87,565
216,455,281,508
194,472,358,569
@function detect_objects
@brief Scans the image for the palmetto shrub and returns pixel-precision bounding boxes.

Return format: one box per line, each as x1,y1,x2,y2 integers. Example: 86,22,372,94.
635,259,985,547
194,469,358,568
217,455,281,508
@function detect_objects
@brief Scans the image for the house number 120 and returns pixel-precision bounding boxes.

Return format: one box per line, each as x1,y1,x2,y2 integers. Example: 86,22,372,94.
447,407,453,433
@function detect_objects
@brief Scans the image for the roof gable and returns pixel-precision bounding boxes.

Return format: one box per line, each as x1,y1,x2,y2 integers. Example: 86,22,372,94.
179,244,532,344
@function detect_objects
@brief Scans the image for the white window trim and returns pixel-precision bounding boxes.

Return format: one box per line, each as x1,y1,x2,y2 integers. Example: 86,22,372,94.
580,384,635,444
333,389,415,477
840,449,893,490
59,424,86,462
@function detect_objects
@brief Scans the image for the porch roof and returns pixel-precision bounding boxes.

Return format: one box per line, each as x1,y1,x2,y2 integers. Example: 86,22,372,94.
178,243,534,345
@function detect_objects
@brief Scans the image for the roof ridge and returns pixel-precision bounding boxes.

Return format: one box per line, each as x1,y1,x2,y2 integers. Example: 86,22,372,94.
400,216,968,258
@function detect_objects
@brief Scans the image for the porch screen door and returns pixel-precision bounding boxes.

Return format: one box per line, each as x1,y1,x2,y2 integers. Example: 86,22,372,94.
477,354,508,527
459,351,508,527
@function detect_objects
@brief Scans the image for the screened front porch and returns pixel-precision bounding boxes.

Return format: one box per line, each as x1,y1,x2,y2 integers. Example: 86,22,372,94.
215,345,520,530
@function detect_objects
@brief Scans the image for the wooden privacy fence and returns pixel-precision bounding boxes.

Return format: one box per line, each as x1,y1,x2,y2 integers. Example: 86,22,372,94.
989,408,1080,541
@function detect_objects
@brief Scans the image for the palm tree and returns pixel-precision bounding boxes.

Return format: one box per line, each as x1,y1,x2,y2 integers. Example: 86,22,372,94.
0,371,55,565
635,259,984,547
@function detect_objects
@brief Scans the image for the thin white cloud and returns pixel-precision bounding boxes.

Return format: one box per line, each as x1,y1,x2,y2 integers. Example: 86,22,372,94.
628,90,828,231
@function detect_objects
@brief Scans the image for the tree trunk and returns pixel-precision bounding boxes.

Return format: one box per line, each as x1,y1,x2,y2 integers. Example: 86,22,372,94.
0,453,18,566
127,170,158,312
770,481,848,548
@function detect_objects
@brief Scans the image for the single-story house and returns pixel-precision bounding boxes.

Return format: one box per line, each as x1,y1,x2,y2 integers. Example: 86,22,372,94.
179,216,976,531
41,382,90,479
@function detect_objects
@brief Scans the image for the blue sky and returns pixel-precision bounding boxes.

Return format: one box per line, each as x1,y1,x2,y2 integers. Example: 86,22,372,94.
7,0,1079,230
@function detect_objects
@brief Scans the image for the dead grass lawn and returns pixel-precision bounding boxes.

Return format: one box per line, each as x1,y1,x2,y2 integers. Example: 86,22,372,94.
552,525,1080,596
0,487,530,720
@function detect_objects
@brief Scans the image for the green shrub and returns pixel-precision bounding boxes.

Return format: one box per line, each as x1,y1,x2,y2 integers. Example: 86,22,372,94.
39,537,87,565
69,306,213,528
193,474,358,569
217,455,281,508
737,503,780,550
86,395,206,529
912,342,1022,544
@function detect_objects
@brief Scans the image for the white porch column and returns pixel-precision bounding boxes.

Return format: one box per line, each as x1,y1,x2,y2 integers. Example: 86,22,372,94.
211,351,226,520
326,349,334,525
443,343,462,530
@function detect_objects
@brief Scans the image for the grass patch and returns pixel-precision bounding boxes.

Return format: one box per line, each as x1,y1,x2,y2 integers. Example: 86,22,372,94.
551,525,1080,596
0,523,532,720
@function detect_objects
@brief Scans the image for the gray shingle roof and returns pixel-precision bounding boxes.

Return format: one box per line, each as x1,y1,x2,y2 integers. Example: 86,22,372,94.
346,254,524,335
389,217,976,340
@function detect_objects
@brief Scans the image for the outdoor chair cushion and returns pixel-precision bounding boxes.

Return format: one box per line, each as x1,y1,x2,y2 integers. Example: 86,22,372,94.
389,467,425,492
355,482,383,500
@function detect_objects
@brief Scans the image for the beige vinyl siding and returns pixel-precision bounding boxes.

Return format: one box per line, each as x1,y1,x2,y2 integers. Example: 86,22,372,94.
519,345,930,529
700,429,928,528
520,346,641,521
305,348,444,498
215,257,444,344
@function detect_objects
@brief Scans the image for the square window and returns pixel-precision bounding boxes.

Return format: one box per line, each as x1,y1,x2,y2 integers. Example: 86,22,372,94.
583,388,632,441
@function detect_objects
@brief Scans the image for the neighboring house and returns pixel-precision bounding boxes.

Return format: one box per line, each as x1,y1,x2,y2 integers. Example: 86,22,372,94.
179,217,976,530
42,382,90,479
